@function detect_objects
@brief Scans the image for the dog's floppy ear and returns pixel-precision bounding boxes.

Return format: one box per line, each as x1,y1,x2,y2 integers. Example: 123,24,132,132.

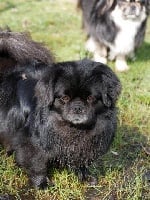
101,68,121,107
35,68,55,107
35,65,63,107
101,74,121,107
96,0,115,15
93,63,121,107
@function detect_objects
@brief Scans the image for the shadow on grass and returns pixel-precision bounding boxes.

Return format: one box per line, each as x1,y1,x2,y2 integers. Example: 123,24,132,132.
105,125,148,169
85,125,149,200
0,2,16,13
135,42,150,62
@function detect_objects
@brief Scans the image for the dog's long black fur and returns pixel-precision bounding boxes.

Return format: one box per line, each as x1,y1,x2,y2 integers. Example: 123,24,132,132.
0,28,54,153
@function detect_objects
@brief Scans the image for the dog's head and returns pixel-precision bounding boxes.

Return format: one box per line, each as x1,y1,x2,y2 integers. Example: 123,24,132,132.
97,0,148,18
117,0,148,19
35,59,121,126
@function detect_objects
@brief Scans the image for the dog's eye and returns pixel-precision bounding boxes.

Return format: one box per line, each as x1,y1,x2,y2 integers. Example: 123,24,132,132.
87,95,96,103
60,95,70,103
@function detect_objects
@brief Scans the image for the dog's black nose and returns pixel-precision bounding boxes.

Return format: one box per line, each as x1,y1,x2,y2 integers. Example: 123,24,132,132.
73,106,83,114
131,5,136,11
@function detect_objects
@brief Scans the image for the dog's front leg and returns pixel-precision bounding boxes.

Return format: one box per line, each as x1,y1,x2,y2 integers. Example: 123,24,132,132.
86,37,107,64
30,174,49,189
115,55,129,72
15,143,49,189
28,153,49,189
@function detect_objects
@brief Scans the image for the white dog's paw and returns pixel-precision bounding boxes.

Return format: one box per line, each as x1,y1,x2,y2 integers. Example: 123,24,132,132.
115,61,129,72
93,53,107,64
115,57,129,72
85,37,97,53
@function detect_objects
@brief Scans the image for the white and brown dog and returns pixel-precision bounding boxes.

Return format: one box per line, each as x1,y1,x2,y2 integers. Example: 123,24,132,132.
78,0,149,72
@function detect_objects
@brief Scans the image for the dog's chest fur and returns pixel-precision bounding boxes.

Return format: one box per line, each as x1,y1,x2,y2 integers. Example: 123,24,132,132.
34,111,113,168
41,119,97,166
109,5,147,55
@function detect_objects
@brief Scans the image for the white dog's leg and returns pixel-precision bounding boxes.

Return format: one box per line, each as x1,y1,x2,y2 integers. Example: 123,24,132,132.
115,55,129,72
86,37,107,64
85,37,97,53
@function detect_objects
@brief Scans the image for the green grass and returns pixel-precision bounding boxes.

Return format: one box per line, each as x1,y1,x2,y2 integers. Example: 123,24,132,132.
0,0,150,199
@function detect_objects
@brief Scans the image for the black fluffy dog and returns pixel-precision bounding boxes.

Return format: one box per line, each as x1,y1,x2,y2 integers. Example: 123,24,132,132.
0,28,54,153
1,59,121,189
0,29,121,189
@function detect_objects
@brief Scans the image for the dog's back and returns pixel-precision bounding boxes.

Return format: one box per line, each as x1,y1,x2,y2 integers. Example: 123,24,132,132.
0,28,54,74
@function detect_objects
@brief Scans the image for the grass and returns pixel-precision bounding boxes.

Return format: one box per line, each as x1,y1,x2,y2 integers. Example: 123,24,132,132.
0,0,150,199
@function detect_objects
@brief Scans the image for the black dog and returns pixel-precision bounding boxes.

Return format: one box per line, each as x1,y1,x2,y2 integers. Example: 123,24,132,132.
0,29,121,189
0,28,54,153
1,59,121,189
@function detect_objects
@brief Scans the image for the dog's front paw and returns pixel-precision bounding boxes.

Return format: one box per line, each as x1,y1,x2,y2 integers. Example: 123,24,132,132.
93,53,107,64
30,175,49,189
115,57,129,72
